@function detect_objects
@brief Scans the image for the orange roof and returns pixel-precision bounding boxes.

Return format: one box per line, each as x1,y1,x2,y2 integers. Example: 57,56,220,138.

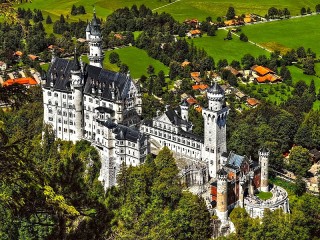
253,65,274,76
114,33,124,39
28,54,39,61
190,72,200,77
186,97,198,105
246,98,260,106
3,77,37,87
189,29,201,35
256,73,281,83
15,51,23,56
181,61,190,67
192,84,208,90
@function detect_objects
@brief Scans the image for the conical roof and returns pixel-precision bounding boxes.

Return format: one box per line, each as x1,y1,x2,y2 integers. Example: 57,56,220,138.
217,167,228,176
207,82,224,94
86,23,91,32
71,49,81,71
180,98,189,107
259,146,270,154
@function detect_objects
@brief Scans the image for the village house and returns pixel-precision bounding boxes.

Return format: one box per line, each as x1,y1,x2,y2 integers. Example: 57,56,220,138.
187,29,202,38
234,90,247,101
246,97,260,108
3,77,38,88
225,66,243,78
190,72,202,83
251,65,282,84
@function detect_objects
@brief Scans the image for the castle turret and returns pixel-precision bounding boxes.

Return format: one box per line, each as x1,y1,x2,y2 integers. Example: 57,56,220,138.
180,98,189,121
70,50,84,140
87,9,104,68
259,147,270,192
202,82,228,178
216,168,228,221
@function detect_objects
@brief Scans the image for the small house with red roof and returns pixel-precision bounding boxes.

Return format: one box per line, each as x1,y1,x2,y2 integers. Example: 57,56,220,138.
187,29,202,38
3,77,38,88
0,61,7,71
246,98,260,108
190,72,202,83
251,65,282,84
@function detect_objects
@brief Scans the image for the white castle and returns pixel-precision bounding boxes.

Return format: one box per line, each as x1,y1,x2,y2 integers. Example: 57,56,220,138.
42,12,289,221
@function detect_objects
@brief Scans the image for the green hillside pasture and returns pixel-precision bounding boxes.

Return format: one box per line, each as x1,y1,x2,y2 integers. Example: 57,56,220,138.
83,47,169,79
287,65,320,90
242,15,320,56
17,0,320,23
18,0,161,22
188,31,269,63
149,0,320,22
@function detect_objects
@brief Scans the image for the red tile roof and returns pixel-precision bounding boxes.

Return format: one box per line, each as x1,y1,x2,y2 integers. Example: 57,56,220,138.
246,98,260,107
252,65,274,76
256,73,281,83
3,77,37,87
186,97,198,105
192,84,208,90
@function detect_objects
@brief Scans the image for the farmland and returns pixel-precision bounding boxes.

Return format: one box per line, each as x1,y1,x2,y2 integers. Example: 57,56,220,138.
241,14,320,56
17,0,320,22
187,31,269,63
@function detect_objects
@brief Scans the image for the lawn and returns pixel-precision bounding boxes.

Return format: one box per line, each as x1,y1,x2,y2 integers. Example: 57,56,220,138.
188,31,270,63
82,46,169,79
16,0,320,23
255,191,273,200
242,15,320,56
287,65,320,90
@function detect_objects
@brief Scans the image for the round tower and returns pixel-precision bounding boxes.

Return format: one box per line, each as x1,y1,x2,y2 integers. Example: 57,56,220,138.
70,50,84,140
180,98,189,121
202,82,228,178
216,168,228,221
88,9,104,68
259,147,270,192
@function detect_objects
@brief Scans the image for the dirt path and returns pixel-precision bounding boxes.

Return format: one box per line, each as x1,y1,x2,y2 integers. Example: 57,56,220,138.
152,0,182,12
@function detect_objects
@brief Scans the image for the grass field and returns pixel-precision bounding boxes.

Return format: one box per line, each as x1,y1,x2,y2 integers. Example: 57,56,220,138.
16,0,320,23
242,15,320,56
188,31,269,63
256,191,273,200
82,46,169,79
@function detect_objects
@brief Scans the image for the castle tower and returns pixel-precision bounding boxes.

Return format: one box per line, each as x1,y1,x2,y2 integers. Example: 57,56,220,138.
87,9,104,68
180,98,189,121
202,82,228,178
70,50,84,140
259,147,270,192
216,168,228,221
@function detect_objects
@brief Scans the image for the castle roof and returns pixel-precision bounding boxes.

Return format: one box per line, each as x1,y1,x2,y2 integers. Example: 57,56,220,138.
180,98,189,107
45,58,132,101
217,167,228,176
226,152,247,169
207,82,224,95
71,51,81,71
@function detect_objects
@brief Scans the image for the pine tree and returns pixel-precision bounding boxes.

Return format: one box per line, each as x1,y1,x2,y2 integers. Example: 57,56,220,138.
46,15,52,24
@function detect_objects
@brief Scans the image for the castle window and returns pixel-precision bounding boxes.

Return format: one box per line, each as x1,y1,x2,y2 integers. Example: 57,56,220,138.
47,92,51,96
58,127,61,131
64,128,67,133
55,101,58,106
63,94,66,99
58,110,61,115
54,93,58,97
48,117,53,121
89,98,93,103
63,102,66,108
70,121,73,125
48,108,52,114
68,95,72,100
86,114,89,119
63,111,67,116
64,120,67,124
96,100,99,104
58,118,61,123
102,102,106,107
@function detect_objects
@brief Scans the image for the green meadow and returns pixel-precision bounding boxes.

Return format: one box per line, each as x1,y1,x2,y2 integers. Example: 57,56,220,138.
242,15,320,56
188,31,269,63
82,46,169,79
16,0,320,23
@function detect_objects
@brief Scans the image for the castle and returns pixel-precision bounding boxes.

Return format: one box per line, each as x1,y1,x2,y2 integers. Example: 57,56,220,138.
42,11,289,221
